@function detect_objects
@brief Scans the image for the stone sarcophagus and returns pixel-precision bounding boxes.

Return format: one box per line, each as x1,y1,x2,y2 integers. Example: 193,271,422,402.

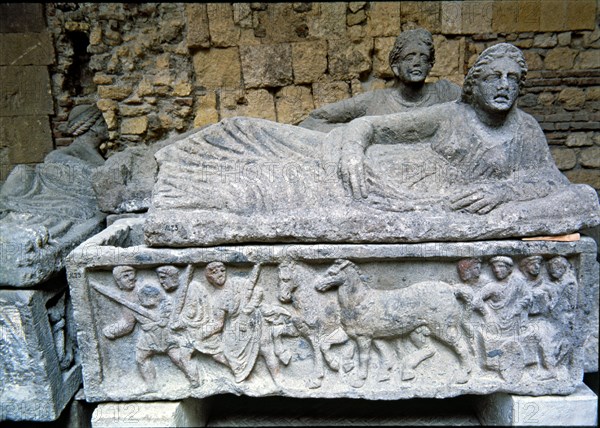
67,218,598,402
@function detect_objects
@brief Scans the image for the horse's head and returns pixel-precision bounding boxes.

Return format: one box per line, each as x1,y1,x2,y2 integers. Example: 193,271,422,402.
277,260,297,303
315,259,355,292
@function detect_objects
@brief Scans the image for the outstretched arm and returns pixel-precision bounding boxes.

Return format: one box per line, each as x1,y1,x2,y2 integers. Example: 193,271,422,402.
299,96,368,132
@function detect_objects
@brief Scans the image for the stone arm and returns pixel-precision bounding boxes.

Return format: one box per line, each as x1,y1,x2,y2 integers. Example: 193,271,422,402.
299,96,369,132
241,263,262,312
334,105,443,199
202,308,226,338
103,309,136,339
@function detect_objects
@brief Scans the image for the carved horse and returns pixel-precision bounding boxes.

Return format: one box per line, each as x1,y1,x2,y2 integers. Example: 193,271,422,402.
315,259,473,387
277,260,353,388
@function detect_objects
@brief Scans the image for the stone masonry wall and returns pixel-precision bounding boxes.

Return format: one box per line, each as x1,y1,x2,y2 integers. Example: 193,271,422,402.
18,2,600,192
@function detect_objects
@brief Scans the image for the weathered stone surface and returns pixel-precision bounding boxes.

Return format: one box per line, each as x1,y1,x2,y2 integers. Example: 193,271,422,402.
372,37,396,79
557,88,586,111
0,105,107,287
194,92,219,128
580,148,600,169
575,51,599,70
275,85,314,125
540,0,567,32
544,47,578,70
0,66,53,116
68,217,598,402
220,89,276,121
327,37,372,80
185,4,210,49
533,33,557,48
0,33,55,66
192,48,241,89
366,2,400,37
430,36,464,78
146,44,599,247
461,1,494,35
206,4,240,48
291,40,328,84
307,3,346,39
97,85,133,101
476,383,598,426
550,148,577,171
91,399,208,428
491,0,518,33
0,287,81,421
240,44,293,89
516,0,540,33
565,132,594,147
0,3,45,33
120,117,148,135
0,116,53,165
312,81,350,109
565,169,600,190
566,0,597,31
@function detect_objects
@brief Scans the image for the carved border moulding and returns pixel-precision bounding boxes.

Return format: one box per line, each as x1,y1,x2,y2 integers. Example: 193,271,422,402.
67,218,598,403
0,286,81,421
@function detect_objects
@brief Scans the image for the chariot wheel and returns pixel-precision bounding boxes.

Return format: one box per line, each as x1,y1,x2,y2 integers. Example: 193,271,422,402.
498,340,524,383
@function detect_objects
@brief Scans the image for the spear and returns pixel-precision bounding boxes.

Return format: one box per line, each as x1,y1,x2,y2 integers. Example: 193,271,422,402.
171,264,194,325
90,280,159,322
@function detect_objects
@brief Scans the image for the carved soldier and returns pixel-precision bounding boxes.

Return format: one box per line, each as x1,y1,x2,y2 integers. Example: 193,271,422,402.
520,256,544,314
299,28,461,132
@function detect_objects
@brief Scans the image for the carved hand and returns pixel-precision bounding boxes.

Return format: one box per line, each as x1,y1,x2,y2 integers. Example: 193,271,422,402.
449,184,509,214
340,142,367,199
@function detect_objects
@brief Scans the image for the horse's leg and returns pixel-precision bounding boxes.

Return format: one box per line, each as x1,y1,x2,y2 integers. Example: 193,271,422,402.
321,327,354,373
349,335,371,388
305,330,324,389
401,326,435,381
373,340,395,382
433,317,473,384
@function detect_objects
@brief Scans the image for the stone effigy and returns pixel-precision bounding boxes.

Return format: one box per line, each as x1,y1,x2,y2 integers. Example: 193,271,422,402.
299,28,461,132
0,104,108,286
68,217,598,401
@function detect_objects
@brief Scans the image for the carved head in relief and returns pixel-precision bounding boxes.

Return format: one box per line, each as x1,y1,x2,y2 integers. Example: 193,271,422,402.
457,257,482,283
490,256,514,281
205,262,227,288
548,256,569,280
462,43,527,114
156,265,180,292
519,256,543,278
138,284,162,309
113,265,137,291
389,28,435,85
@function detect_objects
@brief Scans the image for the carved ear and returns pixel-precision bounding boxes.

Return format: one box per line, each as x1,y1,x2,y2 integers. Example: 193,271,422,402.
391,65,400,77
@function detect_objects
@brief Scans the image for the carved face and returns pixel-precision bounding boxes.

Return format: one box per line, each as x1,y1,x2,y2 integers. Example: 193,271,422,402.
157,270,179,292
522,257,542,277
205,262,227,287
472,57,521,114
548,258,568,280
114,267,136,291
392,42,432,84
491,261,513,281
138,286,161,309
458,260,481,283
277,263,295,303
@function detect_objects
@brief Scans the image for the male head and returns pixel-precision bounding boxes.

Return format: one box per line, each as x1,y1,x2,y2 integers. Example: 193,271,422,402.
205,262,227,288
138,284,162,309
548,256,569,280
490,256,514,281
389,28,435,85
156,265,179,292
519,256,543,279
457,258,482,283
113,266,136,291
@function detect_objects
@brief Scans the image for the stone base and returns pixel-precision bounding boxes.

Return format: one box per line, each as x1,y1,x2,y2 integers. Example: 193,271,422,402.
0,286,81,421
67,218,598,402
476,382,598,426
90,399,208,428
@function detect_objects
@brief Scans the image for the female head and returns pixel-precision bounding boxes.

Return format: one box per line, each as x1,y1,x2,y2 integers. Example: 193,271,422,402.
462,43,527,114
389,28,435,84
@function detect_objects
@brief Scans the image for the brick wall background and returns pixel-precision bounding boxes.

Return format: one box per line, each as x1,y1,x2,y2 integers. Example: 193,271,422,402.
2,2,599,191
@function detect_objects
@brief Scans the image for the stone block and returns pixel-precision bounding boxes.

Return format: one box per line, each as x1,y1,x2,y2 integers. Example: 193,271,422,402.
68,218,598,402
207,4,240,47
517,0,541,33
492,0,519,33
460,1,493,35
558,88,586,111
440,1,462,34
575,51,599,70
566,132,594,147
0,66,53,116
240,44,293,89
97,85,133,101
192,48,241,89
307,3,346,39
566,0,597,31
347,9,367,27
327,38,372,80
523,51,544,70
0,4,45,33
550,148,577,170
0,33,54,66
366,2,400,37
539,0,567,32
275,85,315,125
579,147,600,168
91,399,209,428
194,92,219,128
544,47,577,70
533,33,557,48
565,169,600,190
476,383,598,426
0,116,53,164
430,36,464,78
220,89,276,121
186,4,210,49
0,287,81,421
291,40,328,84
373,37,396,79
312,80,350,109
586,87,600,102
255,3,313,43
400,2,440,32
121,117,148,135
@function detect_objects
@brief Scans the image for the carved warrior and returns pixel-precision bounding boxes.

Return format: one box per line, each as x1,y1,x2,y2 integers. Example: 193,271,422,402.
92,256,581,391
0,104,107,286
299,28,461,132
145,43,600,246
